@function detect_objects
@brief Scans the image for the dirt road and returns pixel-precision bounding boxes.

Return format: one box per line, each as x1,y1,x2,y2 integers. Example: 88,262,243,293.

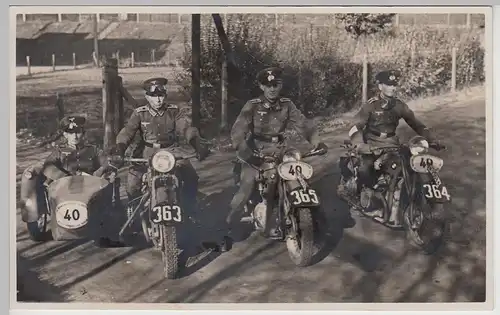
15,96,487,303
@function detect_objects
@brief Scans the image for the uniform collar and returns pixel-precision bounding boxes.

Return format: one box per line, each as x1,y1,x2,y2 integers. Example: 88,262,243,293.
379,92,393,109
260,95,281,110
147,104,166,117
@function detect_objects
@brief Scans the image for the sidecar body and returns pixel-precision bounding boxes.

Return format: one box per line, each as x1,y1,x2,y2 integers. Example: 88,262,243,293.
19,163,117,241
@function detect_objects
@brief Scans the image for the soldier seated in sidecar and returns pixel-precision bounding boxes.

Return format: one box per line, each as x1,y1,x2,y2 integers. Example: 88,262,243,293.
19,115,123,247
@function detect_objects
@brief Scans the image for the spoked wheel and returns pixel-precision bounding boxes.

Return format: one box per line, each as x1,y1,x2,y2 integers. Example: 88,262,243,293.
286,208,315,267
160,225,180,279
404,197,447,255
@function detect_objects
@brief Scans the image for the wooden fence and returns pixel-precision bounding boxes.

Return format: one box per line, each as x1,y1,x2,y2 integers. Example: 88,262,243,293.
17,44,474,145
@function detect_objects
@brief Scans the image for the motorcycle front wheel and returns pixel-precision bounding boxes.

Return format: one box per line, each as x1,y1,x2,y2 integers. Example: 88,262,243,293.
160,225,180,279
404,201,447,255
286,208,315,267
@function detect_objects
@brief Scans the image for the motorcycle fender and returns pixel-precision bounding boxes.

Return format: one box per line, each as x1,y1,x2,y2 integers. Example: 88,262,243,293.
19,163,46,223
417,172,451,204
149,176,183,226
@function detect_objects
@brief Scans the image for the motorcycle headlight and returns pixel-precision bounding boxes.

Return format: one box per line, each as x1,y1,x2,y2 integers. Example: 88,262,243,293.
151,150,176,173
282,149,302,162
409,138,429,155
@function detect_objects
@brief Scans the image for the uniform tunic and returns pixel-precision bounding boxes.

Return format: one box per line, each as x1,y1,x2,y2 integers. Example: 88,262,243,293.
349,94,433,147
44,143,105,176
230,95,318,155
116,103,199,159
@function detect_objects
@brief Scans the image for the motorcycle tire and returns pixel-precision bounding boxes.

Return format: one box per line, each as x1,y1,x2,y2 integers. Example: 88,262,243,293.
286,208,315,267
404,202,447,255
161,225,180,279
26,213,49,242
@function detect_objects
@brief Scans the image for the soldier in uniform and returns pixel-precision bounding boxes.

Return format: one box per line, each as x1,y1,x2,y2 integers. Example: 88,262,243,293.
37,115,122,246
222,66,328,246
112,77,209,219
347,69,443,207
44,115,108,177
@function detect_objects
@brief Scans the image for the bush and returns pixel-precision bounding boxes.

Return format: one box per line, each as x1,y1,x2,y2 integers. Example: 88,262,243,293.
176,14,485,135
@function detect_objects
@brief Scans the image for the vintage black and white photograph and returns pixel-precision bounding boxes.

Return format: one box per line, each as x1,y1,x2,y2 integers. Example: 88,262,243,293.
13,7,492,306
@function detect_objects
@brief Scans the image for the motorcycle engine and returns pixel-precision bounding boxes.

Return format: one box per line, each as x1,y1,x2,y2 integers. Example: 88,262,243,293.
253,202,267,230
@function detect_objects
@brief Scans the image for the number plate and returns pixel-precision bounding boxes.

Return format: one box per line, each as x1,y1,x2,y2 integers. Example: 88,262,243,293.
150,204,183,224
410,154,444,173
55,201,88,229
422,183,451,203
278,161,314,181
288,187,320,207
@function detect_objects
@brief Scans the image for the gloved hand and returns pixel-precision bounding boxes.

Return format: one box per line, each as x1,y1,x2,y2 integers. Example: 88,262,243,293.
111,143,127,157
314,142,328,153
190,137,210,161
429,140,446,151
355,142,372,155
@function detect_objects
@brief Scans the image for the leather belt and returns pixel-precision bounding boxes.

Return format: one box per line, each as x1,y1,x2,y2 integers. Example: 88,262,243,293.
368,129,396,139
144,142,173,148
253,134,284,143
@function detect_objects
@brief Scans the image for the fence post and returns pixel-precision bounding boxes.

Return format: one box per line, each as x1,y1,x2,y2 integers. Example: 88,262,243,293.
451,47,457,92
52,54,56,72
220,58,228,131
116,76,124,133
55,92,64,122
466,13,471,28
298,60,303,111
410,42,416,68
131,52,135,68
362,53,368,104
394,14,399,26
102,58,118,150
151,49,156,64
72,52,76,69
26,56,31,76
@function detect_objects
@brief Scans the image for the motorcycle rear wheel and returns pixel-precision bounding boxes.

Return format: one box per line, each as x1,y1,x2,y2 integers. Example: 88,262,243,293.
286,208,315,267
404,201,447,255
161,225,179,279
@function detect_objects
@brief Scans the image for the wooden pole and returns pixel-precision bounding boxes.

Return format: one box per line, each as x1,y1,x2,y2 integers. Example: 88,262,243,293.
26,56,31,76
221,58,228,131
116,76,124,133
362,53,368,104
55,92,64,122
93,14,100,68
451,47,457,92
102,58,118,149
191,14,201,129
151,49,155,63
119,84,139,107
52,54,56,72
72,52,76,69
410,42,416,68
131,52,135,67
466,13,471,28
